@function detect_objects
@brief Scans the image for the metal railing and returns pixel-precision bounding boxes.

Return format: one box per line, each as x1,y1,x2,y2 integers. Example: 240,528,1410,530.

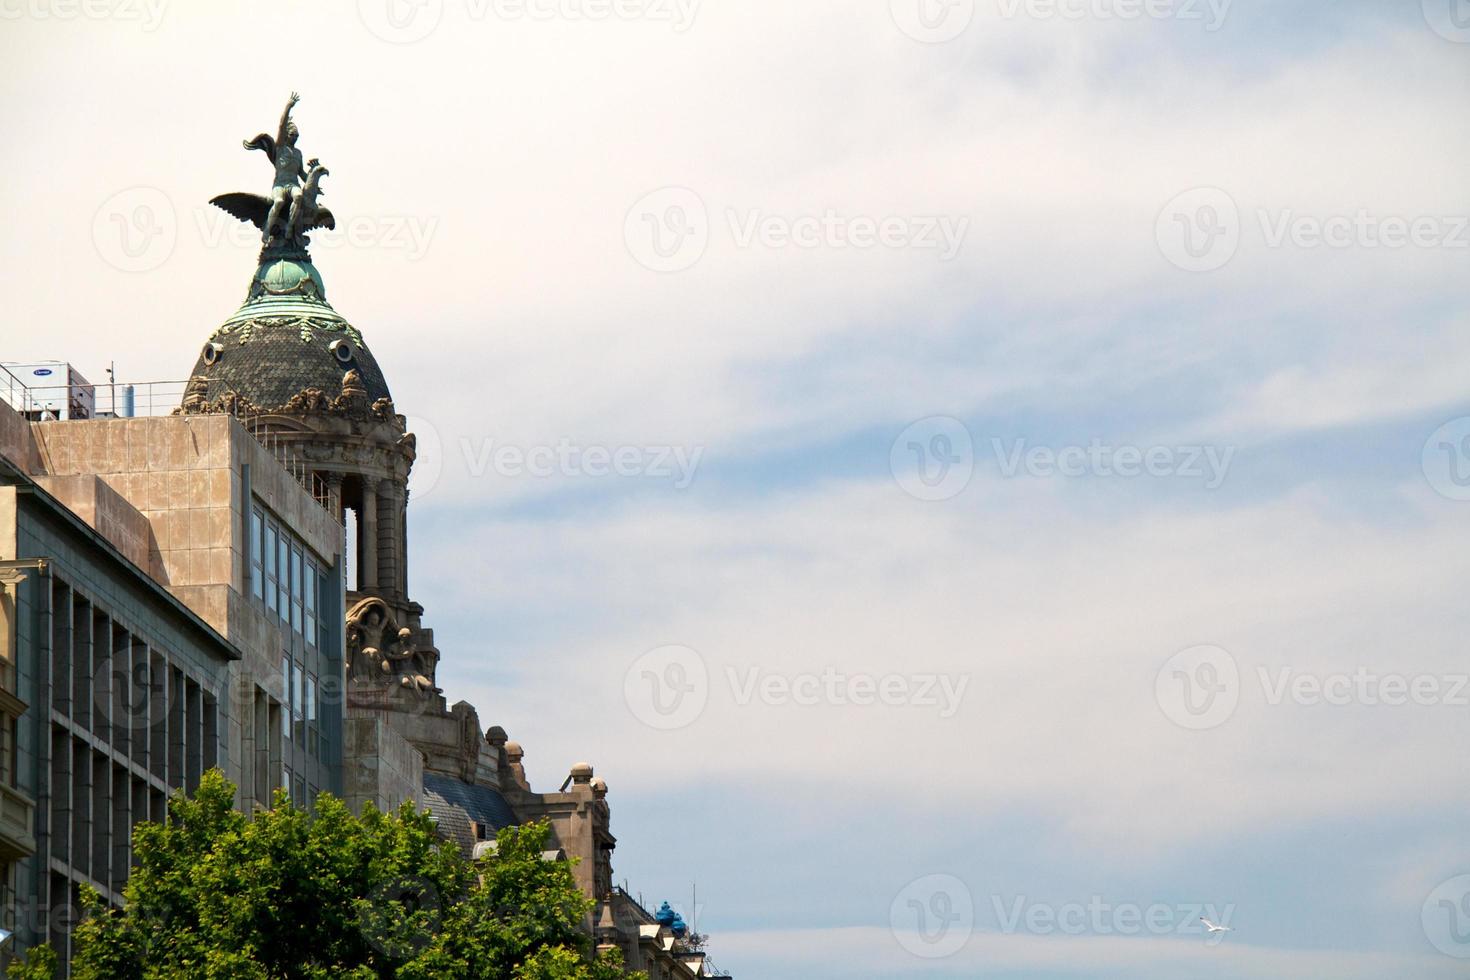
3,374,333,511
0,378,190,420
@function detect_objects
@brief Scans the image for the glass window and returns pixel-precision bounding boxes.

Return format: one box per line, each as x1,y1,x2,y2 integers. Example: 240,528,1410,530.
250,509,264,599
282,656,293,740
265,524,278,612
305,673,317,723
305,562,318,648
291,548,303,633
293,664,303,723
277,536,290,623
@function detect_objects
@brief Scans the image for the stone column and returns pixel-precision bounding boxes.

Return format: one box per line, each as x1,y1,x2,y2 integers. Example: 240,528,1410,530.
399,487,410,596
378,484,400,599
360,478,379,591
325,473,345,525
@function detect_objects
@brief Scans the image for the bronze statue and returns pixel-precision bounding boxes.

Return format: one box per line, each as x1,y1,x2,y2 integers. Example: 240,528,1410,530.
211,93,336,248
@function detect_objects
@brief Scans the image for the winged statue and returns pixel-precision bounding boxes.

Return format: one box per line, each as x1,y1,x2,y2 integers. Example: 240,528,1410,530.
210,93,336,247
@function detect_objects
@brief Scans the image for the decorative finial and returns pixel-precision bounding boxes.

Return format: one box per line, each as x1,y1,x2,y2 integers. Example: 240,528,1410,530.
209,93,337,253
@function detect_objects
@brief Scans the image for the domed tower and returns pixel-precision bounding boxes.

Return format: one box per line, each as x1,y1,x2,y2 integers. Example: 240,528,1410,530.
180,94,441,715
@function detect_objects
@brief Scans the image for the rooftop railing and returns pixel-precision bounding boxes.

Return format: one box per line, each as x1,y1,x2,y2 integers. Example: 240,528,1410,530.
2,375,331,510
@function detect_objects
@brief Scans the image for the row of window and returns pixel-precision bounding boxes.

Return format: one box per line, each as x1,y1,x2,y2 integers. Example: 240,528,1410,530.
249,505,325,647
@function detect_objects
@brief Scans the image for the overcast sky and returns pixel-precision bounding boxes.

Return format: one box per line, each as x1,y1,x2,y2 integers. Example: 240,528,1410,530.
5,0,1470,976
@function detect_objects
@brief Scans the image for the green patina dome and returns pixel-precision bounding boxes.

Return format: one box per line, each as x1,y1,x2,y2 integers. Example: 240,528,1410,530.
183,248,393,411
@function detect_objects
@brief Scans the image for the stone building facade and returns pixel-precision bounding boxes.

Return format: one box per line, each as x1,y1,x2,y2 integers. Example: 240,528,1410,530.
0,113,729,977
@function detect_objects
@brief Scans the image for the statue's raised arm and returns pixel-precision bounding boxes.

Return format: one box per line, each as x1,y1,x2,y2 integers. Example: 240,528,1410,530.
211,93,327,249
276,92,301,150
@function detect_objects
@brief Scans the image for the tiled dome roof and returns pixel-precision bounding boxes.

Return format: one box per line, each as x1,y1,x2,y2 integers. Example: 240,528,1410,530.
182,247,391,411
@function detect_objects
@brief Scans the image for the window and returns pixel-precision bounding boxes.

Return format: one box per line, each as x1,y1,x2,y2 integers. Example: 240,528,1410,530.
305,561,318,648
281,657,291,740
290,547,303,633
277,536,289,623
306,673,318,756
264,524,278,613
250,508,264,600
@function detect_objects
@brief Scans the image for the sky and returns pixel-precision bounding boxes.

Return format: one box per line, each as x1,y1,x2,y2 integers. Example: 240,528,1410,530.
4,0,1470,976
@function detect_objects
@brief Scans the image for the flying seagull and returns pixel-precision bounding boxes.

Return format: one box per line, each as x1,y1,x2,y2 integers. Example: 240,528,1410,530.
1200,917,1232,934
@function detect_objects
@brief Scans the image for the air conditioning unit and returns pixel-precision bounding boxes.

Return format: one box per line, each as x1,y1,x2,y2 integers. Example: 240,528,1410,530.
0,362,95,420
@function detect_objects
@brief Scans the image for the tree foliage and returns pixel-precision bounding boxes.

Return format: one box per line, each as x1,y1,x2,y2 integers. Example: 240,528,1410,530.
7,770,638,980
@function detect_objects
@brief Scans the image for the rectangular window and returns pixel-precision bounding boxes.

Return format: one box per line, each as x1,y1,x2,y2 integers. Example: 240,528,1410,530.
281,657,291,741
250,508,264,600
305,562,318,648
265,524,278,612
305,673,317,723
277,535,290,623
291,547,303,633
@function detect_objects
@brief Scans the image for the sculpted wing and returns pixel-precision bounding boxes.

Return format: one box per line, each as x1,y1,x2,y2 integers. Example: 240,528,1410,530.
306,207,335,232
210,192,272,229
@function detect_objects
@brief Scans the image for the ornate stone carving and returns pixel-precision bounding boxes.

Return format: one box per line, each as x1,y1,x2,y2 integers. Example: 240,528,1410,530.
346,596,440,695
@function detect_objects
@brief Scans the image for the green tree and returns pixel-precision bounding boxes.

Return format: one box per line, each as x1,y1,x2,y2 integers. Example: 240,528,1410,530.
7,771,638,980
